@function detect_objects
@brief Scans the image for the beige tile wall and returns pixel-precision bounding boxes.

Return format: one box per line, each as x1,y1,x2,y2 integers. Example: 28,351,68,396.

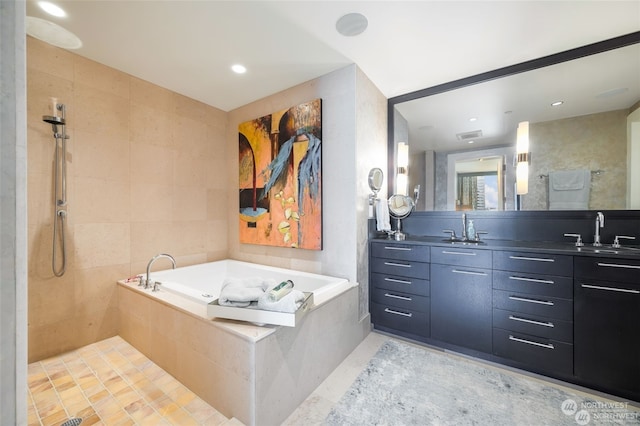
27,37,229,362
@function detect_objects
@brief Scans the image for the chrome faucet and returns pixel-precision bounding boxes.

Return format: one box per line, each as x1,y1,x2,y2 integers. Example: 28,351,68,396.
593,212,605,247
143,253,176,289
461,213,467,241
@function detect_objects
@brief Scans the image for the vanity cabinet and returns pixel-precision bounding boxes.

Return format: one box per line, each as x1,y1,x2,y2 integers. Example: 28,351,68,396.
574,256,640,400
492,251,574,376
370,241,431,340
430,247,493,353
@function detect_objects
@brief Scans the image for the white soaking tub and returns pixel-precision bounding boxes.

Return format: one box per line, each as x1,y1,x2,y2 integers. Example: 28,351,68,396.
117,259,368,426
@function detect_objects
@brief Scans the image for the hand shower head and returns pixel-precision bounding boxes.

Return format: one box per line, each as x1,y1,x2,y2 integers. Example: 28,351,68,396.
43,115,65,125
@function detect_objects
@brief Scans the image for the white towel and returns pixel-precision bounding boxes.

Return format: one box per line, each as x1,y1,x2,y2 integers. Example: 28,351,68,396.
218,277,275,307
257,289,306,313
548,169,591,210
375,199,391,232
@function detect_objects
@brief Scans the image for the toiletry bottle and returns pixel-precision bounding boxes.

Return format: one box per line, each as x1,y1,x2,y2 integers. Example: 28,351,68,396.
268,280,294,302
467,220,476,241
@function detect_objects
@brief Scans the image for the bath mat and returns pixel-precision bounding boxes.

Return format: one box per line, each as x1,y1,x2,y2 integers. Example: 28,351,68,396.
325,340,639,425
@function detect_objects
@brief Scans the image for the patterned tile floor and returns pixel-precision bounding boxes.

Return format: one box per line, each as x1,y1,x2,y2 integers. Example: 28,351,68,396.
27,336,230,426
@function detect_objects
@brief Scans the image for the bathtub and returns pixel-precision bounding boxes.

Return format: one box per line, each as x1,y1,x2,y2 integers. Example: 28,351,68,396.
117,259,369,426
141,259,352,308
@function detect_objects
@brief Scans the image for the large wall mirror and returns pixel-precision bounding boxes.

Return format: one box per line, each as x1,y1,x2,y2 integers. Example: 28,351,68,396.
388,32,640,212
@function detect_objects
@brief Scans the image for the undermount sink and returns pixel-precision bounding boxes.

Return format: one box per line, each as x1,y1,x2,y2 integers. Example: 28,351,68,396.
575,245,640,255
442,238,486,245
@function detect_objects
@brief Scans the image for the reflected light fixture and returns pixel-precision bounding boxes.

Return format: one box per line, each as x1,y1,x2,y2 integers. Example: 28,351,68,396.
396,142,409,196
516,121,530,195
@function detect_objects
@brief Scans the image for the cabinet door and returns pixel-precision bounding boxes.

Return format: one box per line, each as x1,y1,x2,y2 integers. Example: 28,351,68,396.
574,279,640,398
431,264,492,353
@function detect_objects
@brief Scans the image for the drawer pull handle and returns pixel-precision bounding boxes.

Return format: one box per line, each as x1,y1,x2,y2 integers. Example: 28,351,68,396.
452,269,487,276
442,250,477,256
581,284,640,294
384,308,412,318
384,261,411,268
508,315,554,328
508,295,554,306
509,276,555,284
509,335,555,349
597,262,640,270
384,246,412,251
509,255,555,263
384,293,412,301
384,277,412,284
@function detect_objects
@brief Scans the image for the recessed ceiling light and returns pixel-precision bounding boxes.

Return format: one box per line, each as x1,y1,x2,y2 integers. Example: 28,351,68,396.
336,13,368,37
38,1,66,18
26,17,82,49
468,140,475,144
551,101,564,107
469,117,477,122
231,64,247,74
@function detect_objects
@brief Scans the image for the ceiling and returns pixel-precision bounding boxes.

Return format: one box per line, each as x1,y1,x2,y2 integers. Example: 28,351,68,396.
25,1,640,115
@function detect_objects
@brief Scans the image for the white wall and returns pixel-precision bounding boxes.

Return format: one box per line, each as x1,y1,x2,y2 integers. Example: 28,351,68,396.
227,65,387,319
0,1,28,424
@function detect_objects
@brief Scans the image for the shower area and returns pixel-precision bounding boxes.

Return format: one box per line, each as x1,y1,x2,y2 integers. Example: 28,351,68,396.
25,35,233,425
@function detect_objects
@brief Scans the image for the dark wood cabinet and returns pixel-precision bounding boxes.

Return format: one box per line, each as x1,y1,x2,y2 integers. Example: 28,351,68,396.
492,250,574,376
430,247,492,353
574,257,640,401
370,241,430,340
368,236,640,402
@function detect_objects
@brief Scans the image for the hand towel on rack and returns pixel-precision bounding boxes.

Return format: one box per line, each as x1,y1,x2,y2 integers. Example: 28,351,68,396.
218,277,274,307
548,169,591,210
375,199,391,232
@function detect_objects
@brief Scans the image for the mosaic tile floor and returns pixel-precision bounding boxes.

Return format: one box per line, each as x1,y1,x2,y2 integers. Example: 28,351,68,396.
27,336,231,426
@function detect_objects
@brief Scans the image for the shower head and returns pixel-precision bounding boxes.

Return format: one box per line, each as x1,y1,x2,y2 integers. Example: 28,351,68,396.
43,115,65,125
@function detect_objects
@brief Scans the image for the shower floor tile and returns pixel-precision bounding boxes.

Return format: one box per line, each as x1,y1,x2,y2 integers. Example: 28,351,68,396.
27,336,229,426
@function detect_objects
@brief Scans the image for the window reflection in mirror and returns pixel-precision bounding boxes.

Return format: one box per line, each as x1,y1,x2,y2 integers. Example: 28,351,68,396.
454,156,504,211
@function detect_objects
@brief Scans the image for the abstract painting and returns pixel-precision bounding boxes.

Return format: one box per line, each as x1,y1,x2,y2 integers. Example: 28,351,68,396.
238,99,322,250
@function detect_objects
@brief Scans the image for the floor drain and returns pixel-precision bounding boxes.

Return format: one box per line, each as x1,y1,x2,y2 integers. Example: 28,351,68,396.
61,418,82,426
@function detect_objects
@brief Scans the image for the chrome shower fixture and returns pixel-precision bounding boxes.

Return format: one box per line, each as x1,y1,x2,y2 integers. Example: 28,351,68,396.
43,102,68,139
43,100,70,277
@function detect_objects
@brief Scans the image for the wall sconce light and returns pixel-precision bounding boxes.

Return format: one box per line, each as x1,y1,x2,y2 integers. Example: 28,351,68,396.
516,121,530,195
396,142,409,195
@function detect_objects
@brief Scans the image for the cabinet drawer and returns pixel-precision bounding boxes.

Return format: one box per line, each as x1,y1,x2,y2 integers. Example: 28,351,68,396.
371,242,430,262
493,290,572,321
371,288,429,313
493,270,573,298
493,328,573,376
493,251,573,276
371,258,429,279
493,309,572,342
575,256,640,284
371,272,429,297
371,301,429,338
431,246,492,268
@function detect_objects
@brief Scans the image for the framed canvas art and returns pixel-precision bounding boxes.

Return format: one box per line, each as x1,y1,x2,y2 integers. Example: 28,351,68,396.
238,99,322,250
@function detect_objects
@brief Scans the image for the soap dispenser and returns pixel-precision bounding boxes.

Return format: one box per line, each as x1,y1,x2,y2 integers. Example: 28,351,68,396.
467,220,476,241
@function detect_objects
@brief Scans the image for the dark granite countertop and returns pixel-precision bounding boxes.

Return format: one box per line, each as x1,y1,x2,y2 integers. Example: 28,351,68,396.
370,234,640,260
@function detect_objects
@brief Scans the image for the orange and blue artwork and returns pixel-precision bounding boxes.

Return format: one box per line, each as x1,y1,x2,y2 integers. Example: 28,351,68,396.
238,99,322,250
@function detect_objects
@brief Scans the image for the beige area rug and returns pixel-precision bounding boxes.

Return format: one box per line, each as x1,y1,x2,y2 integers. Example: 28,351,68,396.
325,340,640,425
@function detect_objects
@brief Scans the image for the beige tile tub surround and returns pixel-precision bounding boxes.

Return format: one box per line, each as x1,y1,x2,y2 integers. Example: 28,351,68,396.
118,281,369,426
27,36,228,362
